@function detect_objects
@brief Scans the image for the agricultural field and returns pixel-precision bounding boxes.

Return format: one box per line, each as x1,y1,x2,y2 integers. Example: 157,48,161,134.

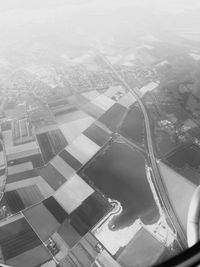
37,129,67,164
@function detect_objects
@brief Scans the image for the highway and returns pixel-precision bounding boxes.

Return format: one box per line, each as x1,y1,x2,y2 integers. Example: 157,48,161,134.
0,137,8,202
97,50,187,249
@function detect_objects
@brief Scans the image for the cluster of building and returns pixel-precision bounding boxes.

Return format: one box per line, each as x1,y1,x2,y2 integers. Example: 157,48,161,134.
0,48,159,114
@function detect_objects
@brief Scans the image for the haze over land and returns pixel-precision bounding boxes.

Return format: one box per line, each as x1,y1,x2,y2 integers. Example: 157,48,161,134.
0,0,199,67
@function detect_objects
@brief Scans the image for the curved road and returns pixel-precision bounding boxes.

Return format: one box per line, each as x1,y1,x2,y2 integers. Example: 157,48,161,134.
97,50,187,249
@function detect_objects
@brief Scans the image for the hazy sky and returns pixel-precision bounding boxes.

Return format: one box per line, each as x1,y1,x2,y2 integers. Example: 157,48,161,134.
0,0,199,12
0,0,199,63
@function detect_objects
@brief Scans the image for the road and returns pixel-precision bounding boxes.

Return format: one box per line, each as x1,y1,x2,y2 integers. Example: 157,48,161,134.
0,137,8,202
97,50,187,248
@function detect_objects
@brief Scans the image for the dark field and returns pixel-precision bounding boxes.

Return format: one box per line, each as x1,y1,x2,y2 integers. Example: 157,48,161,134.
59,149,82,171
119,105,145,145
0,218,42,261
83,123,110,147
48,129,68,154
98,103,127,132
70,192,111,236
37,128,67,163
37,132,54,163
167,144,200,171
79,140,159,230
